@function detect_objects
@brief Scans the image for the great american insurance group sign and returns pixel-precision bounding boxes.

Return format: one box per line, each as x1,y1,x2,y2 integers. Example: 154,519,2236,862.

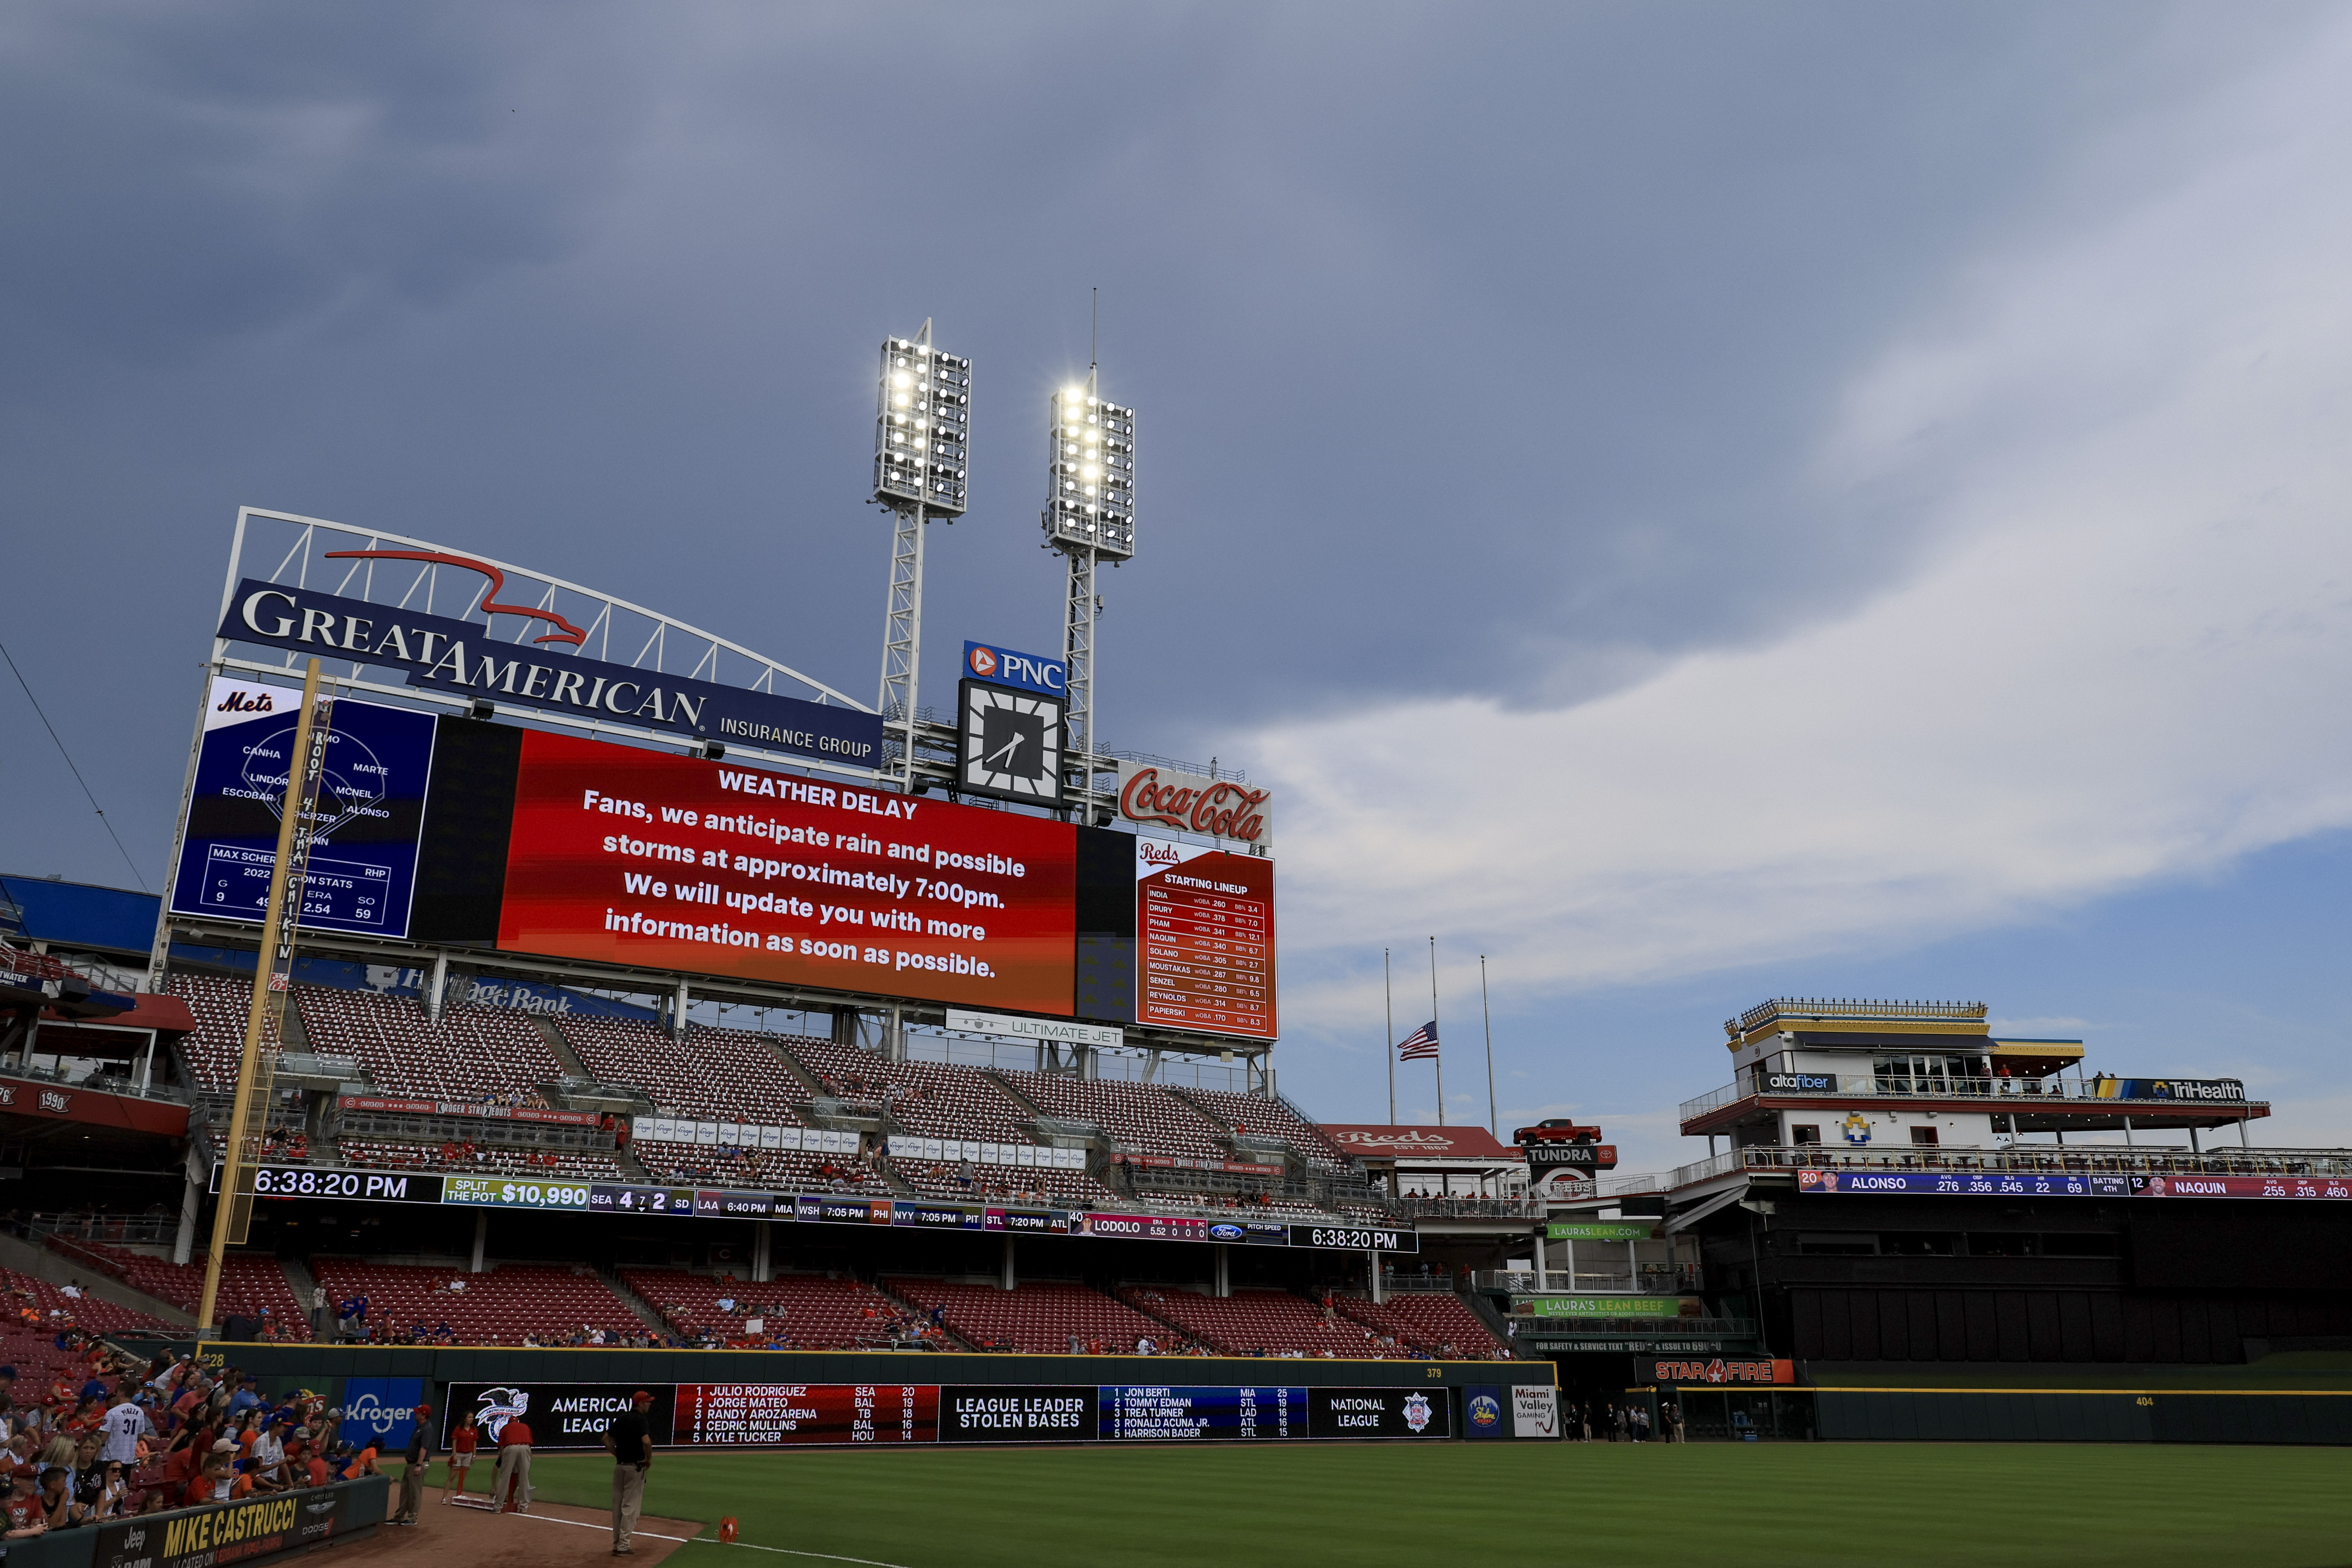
220,565,882,767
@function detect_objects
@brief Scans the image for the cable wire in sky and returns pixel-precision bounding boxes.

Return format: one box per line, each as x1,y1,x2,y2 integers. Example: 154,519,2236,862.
0,640,148,891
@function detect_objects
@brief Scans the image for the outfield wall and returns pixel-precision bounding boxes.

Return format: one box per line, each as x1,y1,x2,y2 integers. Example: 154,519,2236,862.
198,1343,1563,1446
1813,1387,2352,1444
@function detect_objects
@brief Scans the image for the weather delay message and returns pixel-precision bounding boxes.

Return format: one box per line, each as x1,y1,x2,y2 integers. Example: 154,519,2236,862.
496,730,1077,1014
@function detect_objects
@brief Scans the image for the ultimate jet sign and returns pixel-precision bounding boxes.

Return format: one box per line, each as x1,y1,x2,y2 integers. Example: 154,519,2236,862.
220,578,882,768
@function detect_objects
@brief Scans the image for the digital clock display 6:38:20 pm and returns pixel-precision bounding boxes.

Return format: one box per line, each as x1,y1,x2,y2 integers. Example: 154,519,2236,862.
212,1163,447,1205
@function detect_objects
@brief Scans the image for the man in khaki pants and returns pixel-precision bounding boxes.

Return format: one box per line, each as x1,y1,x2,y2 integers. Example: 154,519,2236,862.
602,1391,656,1556
494,1413,534,1512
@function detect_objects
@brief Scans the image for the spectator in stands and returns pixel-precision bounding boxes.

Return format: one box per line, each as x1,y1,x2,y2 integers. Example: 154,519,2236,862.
98,1384,148,1472
78,1459,126,1520
341,1438,381,1484
309,1286,327,1340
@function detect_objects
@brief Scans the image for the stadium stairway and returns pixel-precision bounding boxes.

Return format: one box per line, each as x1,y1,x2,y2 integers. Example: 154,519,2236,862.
603,1268,671,1338
280,1254,321,1324
533,1015,594,1077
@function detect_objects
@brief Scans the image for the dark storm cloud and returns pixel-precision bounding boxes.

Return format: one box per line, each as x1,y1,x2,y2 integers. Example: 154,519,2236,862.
0,1,2311,882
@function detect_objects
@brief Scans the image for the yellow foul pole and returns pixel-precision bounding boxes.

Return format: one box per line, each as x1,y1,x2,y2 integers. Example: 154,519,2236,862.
196,658,327,1333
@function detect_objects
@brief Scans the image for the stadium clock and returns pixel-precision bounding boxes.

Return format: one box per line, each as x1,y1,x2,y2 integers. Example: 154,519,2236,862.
957,679,1064,805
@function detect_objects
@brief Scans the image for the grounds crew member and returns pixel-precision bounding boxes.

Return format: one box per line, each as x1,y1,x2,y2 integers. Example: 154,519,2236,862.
602,1390,655,1556
494,1410,534,1512
392,1404,432,1525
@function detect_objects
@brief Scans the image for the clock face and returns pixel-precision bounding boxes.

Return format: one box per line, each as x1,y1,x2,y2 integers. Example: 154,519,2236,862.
959,680,1064,804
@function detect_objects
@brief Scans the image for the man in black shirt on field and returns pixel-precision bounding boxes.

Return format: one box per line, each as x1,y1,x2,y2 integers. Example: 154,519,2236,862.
601,1390,655,1556
394,1405,432,1524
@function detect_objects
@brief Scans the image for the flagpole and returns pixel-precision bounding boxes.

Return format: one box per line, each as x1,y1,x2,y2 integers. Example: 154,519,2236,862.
1481,955,1498,1137
1429,936,1445,1127
1383,948,1395,1124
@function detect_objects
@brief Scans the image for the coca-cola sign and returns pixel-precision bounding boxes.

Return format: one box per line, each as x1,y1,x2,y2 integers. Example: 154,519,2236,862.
1115,761,1273,846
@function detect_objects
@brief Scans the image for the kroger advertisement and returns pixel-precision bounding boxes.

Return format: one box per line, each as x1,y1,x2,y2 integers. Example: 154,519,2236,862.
496,730,1079,1014
169,677,436,938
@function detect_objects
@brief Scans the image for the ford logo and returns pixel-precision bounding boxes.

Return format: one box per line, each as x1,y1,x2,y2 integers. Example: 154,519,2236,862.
1209,1223,1244,1240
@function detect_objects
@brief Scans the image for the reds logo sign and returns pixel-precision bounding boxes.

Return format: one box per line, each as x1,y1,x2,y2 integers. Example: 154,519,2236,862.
1117,766,1271,844
325,549,587,646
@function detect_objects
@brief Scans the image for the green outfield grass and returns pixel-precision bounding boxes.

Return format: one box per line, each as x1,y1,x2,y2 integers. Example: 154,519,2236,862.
419,1443,2352,1568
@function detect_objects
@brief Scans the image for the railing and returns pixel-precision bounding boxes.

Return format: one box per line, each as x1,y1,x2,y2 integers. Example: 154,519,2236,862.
336,1109,618,1152
1518,1316,1757,1339
1732,998,1986,1034
1475,1267,1703,1295
0,1064,191,1104
1390,1195,1545,1220
24,1213,181,1247
1542,1168,1673,1200
1690,1144,2352,1183
1376,1272,1466,1293
278,1053,363,1082
1681,1072,2262,1123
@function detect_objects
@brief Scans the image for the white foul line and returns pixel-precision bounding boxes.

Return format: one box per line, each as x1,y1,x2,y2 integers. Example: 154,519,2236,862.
488,1507,922,1568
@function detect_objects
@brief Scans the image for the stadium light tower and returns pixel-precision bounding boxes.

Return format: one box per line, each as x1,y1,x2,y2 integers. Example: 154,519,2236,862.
873,322,971,789
1042,367,1135,821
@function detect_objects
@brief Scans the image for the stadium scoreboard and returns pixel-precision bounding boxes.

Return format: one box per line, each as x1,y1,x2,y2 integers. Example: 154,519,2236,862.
448,1380,1461,1449
213,1162,1419,1251
171,683,1279,1041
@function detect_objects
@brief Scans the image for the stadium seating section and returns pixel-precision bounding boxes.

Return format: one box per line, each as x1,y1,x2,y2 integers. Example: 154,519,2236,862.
632,1140,888,1192
619,1268,912,1349
559,1019,810,1124
2,1267,172,1394
1339,1291,1508,1357
886,1277,1203,1355
890,1158,1117,1209
308,1258,642,1344
338,1138,627,1181
58,1242,306,1337
166,972,260,1091
0,1265,169,1336
783,1039,1039,1141
1174,1086,1355,1169
1119,1286,1423,1358
993,1068,1232,1158
296,988,564,1099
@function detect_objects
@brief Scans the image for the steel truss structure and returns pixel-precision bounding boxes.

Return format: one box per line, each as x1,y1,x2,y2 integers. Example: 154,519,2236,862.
199,507,874,766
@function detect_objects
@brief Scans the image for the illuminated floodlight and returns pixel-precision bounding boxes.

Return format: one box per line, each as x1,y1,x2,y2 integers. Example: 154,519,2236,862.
1042,380,1134,560
873,336,971,518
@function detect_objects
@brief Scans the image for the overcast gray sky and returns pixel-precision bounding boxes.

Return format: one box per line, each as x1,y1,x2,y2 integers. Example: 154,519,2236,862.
6,4,2350,1167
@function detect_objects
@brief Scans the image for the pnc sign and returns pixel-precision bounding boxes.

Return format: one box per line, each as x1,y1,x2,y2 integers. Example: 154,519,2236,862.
963,641,1065,697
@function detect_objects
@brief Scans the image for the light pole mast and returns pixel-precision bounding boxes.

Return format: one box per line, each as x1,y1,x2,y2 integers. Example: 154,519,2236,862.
873,323,970,790
1043,365,1135,821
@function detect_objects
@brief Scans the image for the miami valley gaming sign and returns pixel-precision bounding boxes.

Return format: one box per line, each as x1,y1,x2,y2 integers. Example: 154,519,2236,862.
220,578,881,766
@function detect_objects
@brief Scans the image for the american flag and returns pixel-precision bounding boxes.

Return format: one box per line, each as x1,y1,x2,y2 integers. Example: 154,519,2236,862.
1395,1021,1440,1061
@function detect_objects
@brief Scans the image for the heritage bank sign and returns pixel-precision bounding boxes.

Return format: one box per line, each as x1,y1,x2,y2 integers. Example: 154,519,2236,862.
220,578,882,767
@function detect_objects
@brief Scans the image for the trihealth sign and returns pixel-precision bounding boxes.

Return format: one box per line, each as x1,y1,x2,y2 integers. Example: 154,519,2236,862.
220,579,882,766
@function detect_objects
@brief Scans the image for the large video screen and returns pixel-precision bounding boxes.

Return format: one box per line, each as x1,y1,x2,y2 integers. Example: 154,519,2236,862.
171,688,1280,1034
168,677,436,938
497,730,1077,1014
